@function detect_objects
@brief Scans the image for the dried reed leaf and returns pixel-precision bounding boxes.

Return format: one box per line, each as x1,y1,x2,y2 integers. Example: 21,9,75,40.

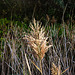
31,60,42,73
61,67,69,74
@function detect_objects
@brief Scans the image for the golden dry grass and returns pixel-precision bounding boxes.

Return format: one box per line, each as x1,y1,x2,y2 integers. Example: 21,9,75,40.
23,18,52,60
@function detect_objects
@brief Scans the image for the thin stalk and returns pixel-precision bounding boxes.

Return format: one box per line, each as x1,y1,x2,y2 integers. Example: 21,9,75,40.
1,53,5,75
25,53,32,75
21,50,25,75
40,59,42,75
58,59,61,75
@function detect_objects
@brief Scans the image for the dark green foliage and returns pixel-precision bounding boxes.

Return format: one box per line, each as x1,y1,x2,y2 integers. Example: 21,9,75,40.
0,0,75,22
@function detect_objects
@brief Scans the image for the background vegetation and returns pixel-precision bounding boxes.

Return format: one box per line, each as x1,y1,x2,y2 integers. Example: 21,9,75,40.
0,0,75,75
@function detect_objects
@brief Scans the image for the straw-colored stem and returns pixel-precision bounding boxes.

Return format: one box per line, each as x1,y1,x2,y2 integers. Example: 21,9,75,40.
25,53,32,75
40,59,42,75
58,59,61,75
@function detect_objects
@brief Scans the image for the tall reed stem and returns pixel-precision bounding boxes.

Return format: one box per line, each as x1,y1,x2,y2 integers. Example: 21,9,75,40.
40,59,42,75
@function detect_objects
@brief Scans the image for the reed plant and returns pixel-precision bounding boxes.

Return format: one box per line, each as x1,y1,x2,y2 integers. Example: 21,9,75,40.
23,18,52,75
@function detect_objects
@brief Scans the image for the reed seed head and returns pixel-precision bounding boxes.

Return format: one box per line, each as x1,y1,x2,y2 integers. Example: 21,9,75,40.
24,18,52,60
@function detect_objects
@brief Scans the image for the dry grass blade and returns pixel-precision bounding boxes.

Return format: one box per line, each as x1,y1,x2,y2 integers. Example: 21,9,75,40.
25,53,32,75
61,67,69,74
58,59,61,75
31,60,42,73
